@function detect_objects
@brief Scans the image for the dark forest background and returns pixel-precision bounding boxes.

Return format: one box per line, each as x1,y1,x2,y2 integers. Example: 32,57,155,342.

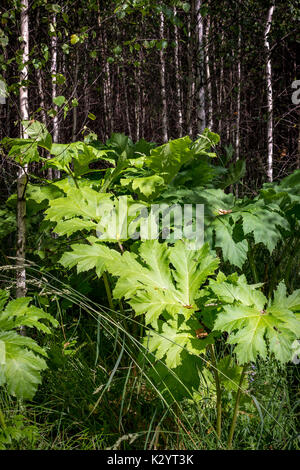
0,0,299,199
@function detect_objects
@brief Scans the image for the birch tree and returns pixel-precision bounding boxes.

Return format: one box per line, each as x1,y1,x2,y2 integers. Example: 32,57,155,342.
49,13,59,179
218,29,224,136
236,21,242,162
205,15,213,130
72,49,79,142
159,9,168,142
97,1,112,139
50,14,59,143
174,6,183,137
35,7,47,127
186,15,195,137
17,0,29,334
1,0,298,183
195,0,206,134
264,4,275,182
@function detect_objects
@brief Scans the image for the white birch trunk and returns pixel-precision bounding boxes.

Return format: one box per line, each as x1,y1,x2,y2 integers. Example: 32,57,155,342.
104,38,112,137
36,9,47,127
236,23,241,161
97,2,113,138
18,0,29,333
139,49,144,140
218,30,224,136
72,49,79,142
227,69,233,141
37,68,47,126
186,17,195,137
205,16,213,130
195,0,206,134
83,44,89,117
135,66,140,141
50,13,60,178
159,10,168,142
297,110,300,170
174,7,183,137
235,22,242,197
264,5,275,182
97,4,107,139
123,75,132,138
51,14,58,143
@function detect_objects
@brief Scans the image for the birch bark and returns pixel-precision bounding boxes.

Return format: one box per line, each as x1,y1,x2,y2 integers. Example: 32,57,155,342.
159,9,168,142
186,17,195,137
51,14,58,144
195,0,206,134
17,0,29,334
264,5,275,182
72,49,79,142
236,23,241,161
205,16,213,130
174,7,183,137
218,29,224,136
50,13,60,178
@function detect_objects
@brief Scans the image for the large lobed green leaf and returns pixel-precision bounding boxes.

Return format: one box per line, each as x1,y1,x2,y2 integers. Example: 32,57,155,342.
60,241,121,277
0,292,58,400
109,240,219,326
146,136,194,184
160,187,291,269
211,279,300,364
145,319,215,369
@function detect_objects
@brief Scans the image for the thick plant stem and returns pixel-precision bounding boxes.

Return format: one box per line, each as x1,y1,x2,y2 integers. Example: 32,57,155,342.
284,239,300,291
227,364,247,449
0,409,6,430
103,271,114,311
268,238,299,296
208,344,222,440
247,242,258,284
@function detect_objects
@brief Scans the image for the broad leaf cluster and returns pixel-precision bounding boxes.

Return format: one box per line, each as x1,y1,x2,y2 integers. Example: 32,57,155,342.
0,291,58,400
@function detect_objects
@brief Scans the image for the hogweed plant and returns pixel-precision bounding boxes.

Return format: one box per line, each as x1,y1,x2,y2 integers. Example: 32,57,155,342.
1,121,299,449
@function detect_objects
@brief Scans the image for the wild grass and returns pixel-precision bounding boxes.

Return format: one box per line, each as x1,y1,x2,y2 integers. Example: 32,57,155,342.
0,265,299,450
